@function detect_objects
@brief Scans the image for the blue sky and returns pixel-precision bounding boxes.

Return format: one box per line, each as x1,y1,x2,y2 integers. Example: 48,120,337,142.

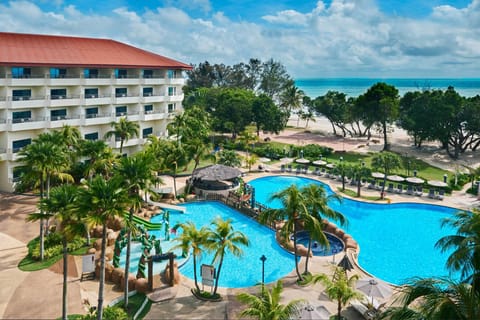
1,1,479,78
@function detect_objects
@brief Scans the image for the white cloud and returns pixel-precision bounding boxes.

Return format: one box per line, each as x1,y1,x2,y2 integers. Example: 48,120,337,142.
0,0,478,78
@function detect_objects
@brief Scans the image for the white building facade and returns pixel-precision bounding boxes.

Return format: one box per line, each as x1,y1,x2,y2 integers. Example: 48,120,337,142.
0,32,191,192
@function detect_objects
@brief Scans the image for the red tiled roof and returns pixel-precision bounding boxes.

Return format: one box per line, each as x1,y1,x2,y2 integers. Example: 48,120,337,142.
0,32,192,69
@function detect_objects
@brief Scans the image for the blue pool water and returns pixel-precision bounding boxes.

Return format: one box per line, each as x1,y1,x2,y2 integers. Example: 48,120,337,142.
135,202,295,288
296,231,344,256
249,175,459,285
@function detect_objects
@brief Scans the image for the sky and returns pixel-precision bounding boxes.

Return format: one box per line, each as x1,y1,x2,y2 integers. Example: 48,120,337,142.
0,0,479,78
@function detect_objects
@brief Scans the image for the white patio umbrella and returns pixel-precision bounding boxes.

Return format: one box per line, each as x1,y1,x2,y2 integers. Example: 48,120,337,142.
427,180,448,188
406,177,425,184
296,158,310,164
280,157,293,163
372,172,385,179
259,157,271,163
312,159,327,166
297,305,331,320
356,278,392,304
387,175,405,182
326,163,335,169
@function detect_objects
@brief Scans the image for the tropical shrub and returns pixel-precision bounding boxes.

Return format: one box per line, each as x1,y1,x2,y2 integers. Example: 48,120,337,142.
28,234,85,260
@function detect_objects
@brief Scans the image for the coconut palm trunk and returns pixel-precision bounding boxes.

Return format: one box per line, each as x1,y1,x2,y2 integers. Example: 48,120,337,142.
292,218,301,280
39,173,45,260
62,236,68,320
123,208,133,310
97,223,108,320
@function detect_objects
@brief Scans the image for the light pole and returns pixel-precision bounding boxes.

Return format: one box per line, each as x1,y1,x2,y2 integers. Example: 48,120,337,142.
260,255,267,293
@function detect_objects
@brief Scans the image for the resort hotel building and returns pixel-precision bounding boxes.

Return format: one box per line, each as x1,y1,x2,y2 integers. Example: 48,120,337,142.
0,32,191,192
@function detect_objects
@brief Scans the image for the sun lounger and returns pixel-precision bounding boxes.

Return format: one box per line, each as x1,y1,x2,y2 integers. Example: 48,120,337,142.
303,165,308,174
428,188,436,199
368,180,376,189
415,186,424,196
281,164,286,173
313,167,320,175
287,165,292,172
387,183,394,193
406,185,414,195
376,182,384,191
436,189,445,200
295,166,301,174
395,184,403,193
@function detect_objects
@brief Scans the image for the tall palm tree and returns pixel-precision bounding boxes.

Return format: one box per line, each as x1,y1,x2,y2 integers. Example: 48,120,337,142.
280,81,304,117
76,176,129,320
28,184,83,320
184,139,215,193
237,280,304,320
80,140,116,180
312,267,362,320
435,209,480,293
206,217,249,296
104,117,139,154
381,277,480,320
114,153,158,309
371,151,401,199
172,222,210,292
18,133,72,260
259,185,307,281
301,184,345,274
349,163,371,197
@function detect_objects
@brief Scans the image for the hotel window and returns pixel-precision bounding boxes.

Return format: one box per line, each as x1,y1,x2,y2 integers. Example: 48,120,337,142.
51,88,67,99
84,69,98,78
12,167,25,182
85,107,98,118
11,67,31,78
12,89,31,101
168,87,176,96
12,111,32,123
116,106,127,117
51,109,67,120
143,69,153,78
168,103,176,113
50,68,66,78
84,132,99,141
144,105,153,114
85,88,98,98
115,88,127,97
143,87,153,97
167,70,177,79
142,127,153,138
115,69,128,79
12,138,31,153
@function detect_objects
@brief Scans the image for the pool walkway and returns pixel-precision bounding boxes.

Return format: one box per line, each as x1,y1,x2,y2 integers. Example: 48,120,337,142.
0,168,477,319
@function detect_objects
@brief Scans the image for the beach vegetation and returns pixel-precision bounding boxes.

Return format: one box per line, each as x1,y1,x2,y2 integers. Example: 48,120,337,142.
104,117,139,155
237,280,304,320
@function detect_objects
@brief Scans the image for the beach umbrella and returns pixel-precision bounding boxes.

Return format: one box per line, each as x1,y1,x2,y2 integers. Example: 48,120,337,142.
296,158,310,164
298,305,331,320
259,157,271,163
387,175,405,182
372,172,385,179
312,159,327,166
406,177,424,184
427,180,448,188
356,278,392,303
326,163,335,169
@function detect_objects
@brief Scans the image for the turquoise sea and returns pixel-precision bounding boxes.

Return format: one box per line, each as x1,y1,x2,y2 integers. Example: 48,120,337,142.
295,78,480,98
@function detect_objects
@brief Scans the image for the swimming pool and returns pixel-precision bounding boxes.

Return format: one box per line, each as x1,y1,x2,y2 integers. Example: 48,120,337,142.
249,175,459,285
126,201,295,288
296,231,345,256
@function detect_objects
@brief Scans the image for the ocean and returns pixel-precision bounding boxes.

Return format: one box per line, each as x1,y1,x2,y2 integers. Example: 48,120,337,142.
295,78,480,98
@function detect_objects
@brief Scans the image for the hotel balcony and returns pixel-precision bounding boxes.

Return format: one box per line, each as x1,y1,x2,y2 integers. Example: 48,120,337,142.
10,95,46,109
48,75,83,86
0,147,6,161
83,113,113,126
113,75,141,86
8,117,47,131
6,75,48,87
47,115,82,129
114,93,139,104
109,137,143,149
141,94,166,104
141,110,168,121
165,78,185,85
49,94,82,107
83,94,112,106
82,75,112,86
5,148,25,161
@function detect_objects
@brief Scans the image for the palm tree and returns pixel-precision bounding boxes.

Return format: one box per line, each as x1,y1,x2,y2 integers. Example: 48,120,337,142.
172,222,210,292
333,162,349,191
76,176,129,320
280,81,304,117
435,209,480,293
301,184,345,274
29,184,83,320
184,139,215,193
312,267,362,320
80,140,116,180
237,280,304,320
114,153,158,310
18,133,72,260
381,277,480,320
371,152,401,199
217,150,242,167
104,117,139,154
349,163,371,197
206,217,249,296
259,185,307,281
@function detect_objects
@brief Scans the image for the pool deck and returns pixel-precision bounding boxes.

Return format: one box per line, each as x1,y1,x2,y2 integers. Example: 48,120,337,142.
0,169,477,319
